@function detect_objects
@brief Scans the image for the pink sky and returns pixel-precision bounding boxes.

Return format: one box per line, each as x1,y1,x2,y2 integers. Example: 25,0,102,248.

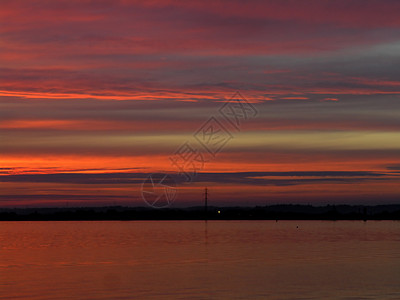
1,0,400,207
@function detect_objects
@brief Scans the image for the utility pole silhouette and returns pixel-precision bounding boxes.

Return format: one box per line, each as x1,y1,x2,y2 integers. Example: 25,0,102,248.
204,187,208,221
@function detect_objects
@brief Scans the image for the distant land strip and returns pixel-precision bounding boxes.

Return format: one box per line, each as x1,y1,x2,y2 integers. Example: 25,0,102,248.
1,205,400,221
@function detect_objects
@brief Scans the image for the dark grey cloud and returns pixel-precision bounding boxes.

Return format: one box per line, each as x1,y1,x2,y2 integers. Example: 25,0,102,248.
0,171,388,186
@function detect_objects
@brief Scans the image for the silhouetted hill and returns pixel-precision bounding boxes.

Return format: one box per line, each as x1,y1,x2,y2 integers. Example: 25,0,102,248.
0,204,400,221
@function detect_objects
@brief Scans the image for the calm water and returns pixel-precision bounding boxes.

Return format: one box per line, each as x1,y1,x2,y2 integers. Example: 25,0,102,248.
1,221,399,299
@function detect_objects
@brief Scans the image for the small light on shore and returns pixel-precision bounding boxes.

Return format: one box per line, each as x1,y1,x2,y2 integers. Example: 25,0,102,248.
218,210,221,214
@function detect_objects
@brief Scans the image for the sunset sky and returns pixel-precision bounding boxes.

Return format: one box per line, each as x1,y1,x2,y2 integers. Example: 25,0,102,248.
1,0,400,207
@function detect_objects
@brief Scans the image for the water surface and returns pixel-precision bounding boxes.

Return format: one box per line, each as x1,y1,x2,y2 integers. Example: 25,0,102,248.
1,221,399,299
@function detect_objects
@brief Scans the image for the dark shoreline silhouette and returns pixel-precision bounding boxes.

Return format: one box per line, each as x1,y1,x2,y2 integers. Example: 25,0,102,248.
1,204,400,221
